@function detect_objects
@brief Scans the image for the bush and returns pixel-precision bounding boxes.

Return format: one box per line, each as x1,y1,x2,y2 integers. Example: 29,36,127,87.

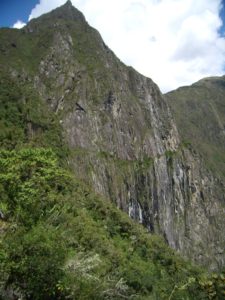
2,224,67,300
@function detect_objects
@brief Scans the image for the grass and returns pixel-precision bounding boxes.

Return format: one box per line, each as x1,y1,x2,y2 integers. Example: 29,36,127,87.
166,76,225,179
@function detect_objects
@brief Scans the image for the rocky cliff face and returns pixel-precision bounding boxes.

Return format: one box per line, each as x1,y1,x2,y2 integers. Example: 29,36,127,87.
1,1,224,270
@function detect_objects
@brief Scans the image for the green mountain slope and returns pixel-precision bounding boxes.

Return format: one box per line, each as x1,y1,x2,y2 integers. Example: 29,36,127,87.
0,2,224,298
166,76,225,179
7,1,223,270
0,55,222,300
0,148,224,300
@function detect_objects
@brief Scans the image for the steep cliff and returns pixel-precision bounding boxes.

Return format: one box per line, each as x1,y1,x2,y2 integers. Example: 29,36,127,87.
0,1,224,270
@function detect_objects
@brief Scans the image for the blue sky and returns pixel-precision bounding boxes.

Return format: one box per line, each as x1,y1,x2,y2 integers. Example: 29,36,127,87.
0,0,38,28
219,0,225,35
0,0,225,31
0,0,225,92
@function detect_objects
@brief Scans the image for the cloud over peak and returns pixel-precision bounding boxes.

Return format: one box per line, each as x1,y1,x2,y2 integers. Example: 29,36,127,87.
24,1,225,91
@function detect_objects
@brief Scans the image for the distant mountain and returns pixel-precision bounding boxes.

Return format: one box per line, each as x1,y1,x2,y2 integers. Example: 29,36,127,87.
0,2,225,298
166,76,225,179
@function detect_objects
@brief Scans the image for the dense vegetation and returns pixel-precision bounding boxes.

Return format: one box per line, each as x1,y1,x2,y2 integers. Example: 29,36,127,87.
1,148,224,300
0,70,67,159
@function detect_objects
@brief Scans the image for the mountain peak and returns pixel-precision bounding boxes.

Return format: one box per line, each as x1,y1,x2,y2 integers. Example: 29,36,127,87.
63,0,73,9
25,0,86,31
65,0,72,5
53,0,85,21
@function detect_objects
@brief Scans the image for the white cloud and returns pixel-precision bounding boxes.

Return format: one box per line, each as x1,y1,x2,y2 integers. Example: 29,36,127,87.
28,0,225,92
13,20,26,29
28,0,65,21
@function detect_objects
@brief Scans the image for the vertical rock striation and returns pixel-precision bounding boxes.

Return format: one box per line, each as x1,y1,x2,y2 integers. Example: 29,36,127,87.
1,1,224,269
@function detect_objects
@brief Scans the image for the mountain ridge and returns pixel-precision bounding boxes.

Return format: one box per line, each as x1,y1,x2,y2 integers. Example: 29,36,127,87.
166,75,225,179
0,0,224,273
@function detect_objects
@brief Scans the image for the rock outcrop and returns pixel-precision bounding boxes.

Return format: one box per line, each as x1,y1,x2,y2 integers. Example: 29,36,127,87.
1,1,224,270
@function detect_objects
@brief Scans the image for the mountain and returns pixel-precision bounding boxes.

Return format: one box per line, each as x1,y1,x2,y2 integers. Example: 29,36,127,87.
166,76,225,179
0,2,225,298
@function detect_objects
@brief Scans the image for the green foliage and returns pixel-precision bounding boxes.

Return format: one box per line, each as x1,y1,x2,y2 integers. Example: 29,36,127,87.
0,71,69,162
2,224,66,300
0,27,53,74
166,77,225,179
199,273,225,300
0,72,26,149
0,148,70,299
165,150,176,167
0,148,71,226
1,148,221,299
